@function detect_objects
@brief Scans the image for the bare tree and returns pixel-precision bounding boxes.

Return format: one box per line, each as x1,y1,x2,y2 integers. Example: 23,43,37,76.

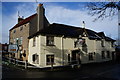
86,2,120,21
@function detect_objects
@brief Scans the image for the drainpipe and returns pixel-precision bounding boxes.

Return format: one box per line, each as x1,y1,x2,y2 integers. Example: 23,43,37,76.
94,40,96,62
61,35,64,66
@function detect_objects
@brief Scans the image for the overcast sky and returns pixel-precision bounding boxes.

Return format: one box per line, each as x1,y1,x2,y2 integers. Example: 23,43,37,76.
1,2,118,43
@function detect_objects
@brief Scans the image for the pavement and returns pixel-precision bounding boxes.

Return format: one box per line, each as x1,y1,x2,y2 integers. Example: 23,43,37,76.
1,60,120,80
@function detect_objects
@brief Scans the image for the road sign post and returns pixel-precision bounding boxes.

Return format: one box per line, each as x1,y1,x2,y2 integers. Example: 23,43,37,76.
8,44,18,64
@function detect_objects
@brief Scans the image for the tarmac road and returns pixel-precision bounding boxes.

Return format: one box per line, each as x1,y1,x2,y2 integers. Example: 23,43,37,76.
2,62,120,80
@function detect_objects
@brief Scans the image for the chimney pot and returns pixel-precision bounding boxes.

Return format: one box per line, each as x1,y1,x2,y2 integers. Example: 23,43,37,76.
38,4,43,7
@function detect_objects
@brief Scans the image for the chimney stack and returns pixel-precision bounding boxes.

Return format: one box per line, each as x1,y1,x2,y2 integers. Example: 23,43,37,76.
37,3,45,31
82,21,85,28
18,17,24,23
17,11,24,23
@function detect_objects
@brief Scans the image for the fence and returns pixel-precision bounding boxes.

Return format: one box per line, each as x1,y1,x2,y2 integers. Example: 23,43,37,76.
2,56,39,69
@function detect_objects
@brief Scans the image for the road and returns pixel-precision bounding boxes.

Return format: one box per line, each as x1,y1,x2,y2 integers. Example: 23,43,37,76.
2,62,120,80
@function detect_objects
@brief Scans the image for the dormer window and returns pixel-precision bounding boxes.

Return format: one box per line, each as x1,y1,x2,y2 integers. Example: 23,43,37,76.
46,36,54,46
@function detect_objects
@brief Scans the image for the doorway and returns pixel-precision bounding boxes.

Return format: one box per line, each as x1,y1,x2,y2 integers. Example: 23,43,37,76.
71,50,81,64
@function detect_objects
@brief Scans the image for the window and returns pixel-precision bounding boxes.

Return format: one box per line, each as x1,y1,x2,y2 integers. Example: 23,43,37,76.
14,39,16,44
46,36,54,46
20,26,23,31
89,53,94,61
20,51,22,58
101,40,105,47
68,54,70,63
32,54,39,64
101,51,105,59
20,37,23,45
111,42,114,47
16,38,19,45
107,51,110,58
46,55,54,65
13,30,16,33
33,37,36,47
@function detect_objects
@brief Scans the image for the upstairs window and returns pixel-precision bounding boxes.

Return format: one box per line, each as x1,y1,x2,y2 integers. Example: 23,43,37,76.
101,40,105,47
46,36,54,46
33,37,36,47
101,51,105,59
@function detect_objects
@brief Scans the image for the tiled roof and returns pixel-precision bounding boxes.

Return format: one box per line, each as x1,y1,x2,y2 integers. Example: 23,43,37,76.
28,23,82,38
97,32,106,39
9,13,37,31
28,23,101,40
28,23,115,41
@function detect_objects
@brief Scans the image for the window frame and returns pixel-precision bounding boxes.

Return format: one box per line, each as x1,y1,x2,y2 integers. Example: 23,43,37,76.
13,29,16,33
46,55,54,65
101,40,105,47
33,37,36,47
20,26,23,31
32,54,39,64
46,36,54,46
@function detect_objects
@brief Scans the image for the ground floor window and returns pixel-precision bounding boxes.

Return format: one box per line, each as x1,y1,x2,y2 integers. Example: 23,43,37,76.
46,55,54,65
101,51,105,59
107,51,110,58
89,53,94,61
68,54,70,63
32,54,39,64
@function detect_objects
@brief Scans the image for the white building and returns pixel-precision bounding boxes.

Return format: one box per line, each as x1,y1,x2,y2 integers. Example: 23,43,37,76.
25,4,116,68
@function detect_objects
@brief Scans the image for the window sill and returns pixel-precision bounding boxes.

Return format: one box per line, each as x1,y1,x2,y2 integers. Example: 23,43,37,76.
46,45,55,46
46,63,55,65
32,46,36,47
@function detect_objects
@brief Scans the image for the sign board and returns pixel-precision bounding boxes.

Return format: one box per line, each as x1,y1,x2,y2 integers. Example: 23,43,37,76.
8,44,18,53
